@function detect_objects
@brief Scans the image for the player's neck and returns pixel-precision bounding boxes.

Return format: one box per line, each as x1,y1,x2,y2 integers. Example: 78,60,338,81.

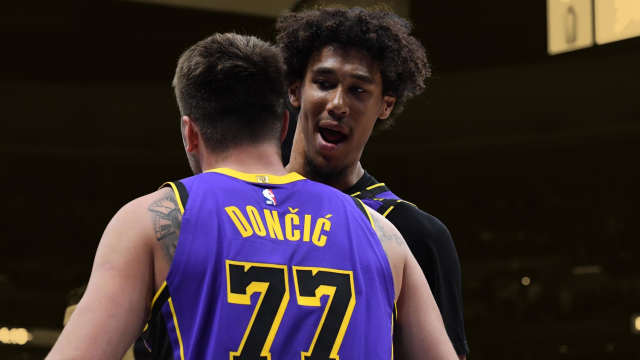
287,155,364,191
324,161,365,191
202,142,288,176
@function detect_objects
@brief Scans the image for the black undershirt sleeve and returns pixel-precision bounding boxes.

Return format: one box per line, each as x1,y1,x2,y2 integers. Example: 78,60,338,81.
385,202,469,356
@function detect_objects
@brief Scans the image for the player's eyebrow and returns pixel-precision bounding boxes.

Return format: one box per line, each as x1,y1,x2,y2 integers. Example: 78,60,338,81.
350,73,374,84
311,67,375,84
311,67,337,77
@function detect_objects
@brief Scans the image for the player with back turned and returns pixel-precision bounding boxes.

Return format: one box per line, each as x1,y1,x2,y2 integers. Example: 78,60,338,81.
277,7,470,358
46,33,456,359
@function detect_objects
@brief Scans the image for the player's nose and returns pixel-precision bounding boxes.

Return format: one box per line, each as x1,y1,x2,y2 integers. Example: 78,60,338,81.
327,87,348,120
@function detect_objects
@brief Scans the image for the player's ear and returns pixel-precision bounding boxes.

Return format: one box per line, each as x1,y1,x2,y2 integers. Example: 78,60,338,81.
288,81,302,108
181,115,199,153
280,110,290,144
378,95,396,120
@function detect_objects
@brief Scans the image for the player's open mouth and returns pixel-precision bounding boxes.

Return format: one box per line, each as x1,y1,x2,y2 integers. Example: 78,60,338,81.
318,127,347,145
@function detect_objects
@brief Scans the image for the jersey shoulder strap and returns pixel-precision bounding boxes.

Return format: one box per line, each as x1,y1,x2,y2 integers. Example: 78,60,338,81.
160,180,189,215
351,181,419,218
349,182,390,199
351,182,400,218
373,198,418,218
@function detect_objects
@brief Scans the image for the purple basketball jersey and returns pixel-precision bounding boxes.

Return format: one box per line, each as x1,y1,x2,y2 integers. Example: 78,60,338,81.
156,168,395,359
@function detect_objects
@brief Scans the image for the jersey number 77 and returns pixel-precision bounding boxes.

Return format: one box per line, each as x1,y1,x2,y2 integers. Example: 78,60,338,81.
226,260,356,360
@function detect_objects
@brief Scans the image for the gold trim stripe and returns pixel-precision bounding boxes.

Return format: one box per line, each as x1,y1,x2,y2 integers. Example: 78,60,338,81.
382,206,395,218
205,168,305,184
168,297,185,360
143,281,169,333
365,183,386,191
151,282,167,309
355,198,375,230
391,309,394,360
391,302,397,360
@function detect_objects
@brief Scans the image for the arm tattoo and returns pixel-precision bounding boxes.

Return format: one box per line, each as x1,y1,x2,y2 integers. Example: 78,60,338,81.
148,191,182,263
372,214,405,248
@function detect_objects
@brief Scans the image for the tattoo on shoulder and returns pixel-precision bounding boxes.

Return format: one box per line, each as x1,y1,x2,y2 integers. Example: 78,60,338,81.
148,190,182,262
372,214,405,248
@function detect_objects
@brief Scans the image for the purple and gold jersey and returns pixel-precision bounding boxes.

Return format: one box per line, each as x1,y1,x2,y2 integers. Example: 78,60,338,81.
145,168,395,360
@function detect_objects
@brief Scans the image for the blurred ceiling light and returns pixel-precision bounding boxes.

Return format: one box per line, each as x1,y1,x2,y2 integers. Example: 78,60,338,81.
521,276,531,286
632,314,640,334
0,327,32,345
595,0,640,44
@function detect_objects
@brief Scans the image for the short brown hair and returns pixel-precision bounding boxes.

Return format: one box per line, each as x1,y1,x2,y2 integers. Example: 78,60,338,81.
173,33,287,151
276,7,430,129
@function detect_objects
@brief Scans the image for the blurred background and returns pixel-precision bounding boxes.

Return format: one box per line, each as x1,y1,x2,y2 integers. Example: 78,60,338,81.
1,0,638,358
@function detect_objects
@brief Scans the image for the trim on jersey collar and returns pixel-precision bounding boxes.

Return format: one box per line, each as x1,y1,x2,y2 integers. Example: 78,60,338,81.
205,168,306,184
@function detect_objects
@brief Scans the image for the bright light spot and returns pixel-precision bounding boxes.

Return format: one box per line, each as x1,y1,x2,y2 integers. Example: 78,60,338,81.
634,315,640,333
0,327,32,345
13,328,29,345
521,276,531,286
0,327,8,343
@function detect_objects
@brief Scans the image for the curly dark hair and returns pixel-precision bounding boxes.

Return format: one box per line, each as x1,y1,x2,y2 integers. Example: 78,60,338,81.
276,7,430,129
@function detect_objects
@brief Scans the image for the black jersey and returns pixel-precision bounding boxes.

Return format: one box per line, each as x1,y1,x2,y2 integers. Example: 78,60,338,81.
345,171,469,356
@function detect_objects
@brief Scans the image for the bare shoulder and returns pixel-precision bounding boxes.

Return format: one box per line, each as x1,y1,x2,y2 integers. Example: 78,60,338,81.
108,187,182,278
104,188,179,250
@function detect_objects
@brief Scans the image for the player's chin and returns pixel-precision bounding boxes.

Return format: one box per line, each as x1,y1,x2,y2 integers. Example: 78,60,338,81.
309,138,349,169
307,152,349,179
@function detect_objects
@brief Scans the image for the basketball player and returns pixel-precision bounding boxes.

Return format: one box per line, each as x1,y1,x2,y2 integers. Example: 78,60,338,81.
276,7,470,358
46,33,456,359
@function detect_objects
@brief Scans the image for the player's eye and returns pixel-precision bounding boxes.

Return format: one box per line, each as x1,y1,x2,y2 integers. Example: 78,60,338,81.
350,86,365,95
313,79,334,90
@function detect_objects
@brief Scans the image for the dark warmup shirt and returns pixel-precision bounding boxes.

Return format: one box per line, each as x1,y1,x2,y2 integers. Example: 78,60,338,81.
345,171,469,356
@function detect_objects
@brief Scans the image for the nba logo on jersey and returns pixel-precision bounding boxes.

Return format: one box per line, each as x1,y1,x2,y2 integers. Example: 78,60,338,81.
262,189,277,205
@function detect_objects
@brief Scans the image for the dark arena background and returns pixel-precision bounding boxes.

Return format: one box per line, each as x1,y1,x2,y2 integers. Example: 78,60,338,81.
1,0,639,358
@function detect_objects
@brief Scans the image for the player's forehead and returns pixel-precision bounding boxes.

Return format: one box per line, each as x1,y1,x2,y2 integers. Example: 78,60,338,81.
305,45,382,83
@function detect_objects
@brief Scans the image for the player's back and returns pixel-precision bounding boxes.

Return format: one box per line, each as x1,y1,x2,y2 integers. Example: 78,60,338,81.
150,168,395,360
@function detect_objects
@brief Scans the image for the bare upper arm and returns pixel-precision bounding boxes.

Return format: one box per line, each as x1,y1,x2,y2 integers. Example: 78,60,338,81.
369,209,407,301
367,207,457,360
46,189,170,360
